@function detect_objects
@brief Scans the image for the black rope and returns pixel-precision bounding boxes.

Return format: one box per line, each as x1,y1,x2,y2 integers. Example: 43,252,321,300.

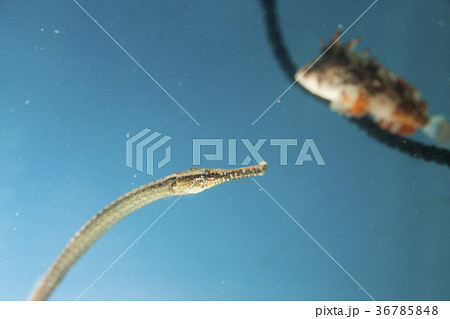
259,0,450,167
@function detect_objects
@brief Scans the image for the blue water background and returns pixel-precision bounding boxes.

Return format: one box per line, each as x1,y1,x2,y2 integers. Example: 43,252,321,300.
0,0,449,300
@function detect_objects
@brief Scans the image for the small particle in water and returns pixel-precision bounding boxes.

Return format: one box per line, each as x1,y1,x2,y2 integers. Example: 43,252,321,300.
54,29,60,34
127,133,130,139
15,212,19,217
25,100,30,105
437,20,444,27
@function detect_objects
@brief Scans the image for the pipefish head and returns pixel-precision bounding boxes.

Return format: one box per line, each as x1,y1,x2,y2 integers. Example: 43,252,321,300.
171,161,268,195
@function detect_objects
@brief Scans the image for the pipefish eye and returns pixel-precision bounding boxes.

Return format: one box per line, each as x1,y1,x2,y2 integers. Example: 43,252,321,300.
200,173,207,180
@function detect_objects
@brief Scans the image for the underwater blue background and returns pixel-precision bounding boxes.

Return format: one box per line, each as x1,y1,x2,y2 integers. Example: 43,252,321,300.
0,0,449,300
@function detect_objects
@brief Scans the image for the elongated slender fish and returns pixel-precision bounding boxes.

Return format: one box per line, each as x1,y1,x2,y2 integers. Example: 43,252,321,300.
29,161,268,300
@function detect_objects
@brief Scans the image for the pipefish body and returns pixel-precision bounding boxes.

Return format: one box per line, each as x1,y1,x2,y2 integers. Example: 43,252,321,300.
29,161,268,301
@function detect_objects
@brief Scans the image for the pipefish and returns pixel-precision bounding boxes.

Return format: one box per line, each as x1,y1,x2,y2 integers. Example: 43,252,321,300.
29,161,268,300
